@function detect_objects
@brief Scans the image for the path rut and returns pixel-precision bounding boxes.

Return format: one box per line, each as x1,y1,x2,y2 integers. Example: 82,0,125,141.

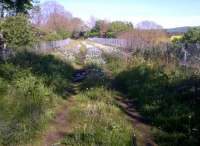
116,97,158,146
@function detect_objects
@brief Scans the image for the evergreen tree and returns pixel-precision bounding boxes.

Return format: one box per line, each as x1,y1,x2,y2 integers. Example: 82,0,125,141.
0,0,13,17
14,0,33,14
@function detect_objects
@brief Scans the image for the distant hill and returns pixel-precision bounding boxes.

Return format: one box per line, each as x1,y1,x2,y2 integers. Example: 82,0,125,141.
166,26,198,34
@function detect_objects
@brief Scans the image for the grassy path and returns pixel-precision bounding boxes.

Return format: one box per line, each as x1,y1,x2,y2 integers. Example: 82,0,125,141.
33,40,158,146
43,99,74,146
38,70,157,146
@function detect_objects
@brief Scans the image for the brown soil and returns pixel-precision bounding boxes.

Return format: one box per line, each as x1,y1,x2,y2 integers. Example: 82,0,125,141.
42,98,74,146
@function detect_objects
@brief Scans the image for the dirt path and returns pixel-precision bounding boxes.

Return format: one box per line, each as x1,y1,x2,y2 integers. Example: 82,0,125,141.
31,40,158,146
41,70,86,146
41,98,74,146
116,97,158,146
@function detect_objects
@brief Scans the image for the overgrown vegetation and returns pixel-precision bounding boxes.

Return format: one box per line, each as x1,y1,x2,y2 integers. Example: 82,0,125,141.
0,51,75,145
87,20,134,38
0,64,55,145
112,55,199,146
0,14,37,50
1,1,200,146
60,87,133,146
181,28,200,44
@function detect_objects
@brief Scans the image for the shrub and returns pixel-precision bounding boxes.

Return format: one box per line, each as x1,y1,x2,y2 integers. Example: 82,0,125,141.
44,30,71,41
181,28,200,44
44,32,63,41
1,14,37,50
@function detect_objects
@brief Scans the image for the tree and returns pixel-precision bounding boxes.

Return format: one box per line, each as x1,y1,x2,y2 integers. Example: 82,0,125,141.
109,21,133,37
89,20,110,37
40,1,72,26
0,0,14,17
136,20,163,30
29,1,85,40
88,16,96,28
87,20,133,38
70,17,84,32
30,0,42,26
1,14,36,50
1,0,35,17
14,0,33,14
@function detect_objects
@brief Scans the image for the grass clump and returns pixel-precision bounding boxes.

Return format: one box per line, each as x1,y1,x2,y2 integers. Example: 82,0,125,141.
103,54,129,76
0,73,56,146
76,87,114,104
9,52,75,98
60,87,133,146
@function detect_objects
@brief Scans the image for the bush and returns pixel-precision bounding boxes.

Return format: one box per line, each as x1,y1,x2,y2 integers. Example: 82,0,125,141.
1,14,37,50
44,30,71,41
44,32,63,41
86,31,100,38
181,28,200,44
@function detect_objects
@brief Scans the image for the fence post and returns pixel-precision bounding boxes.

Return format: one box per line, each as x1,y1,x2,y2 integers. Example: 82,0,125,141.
132,133,137,146
183,50,187,65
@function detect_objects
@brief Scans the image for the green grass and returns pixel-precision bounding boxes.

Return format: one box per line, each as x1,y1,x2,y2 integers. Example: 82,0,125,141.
1,44,199,146
0,51,75,145
103,54,129,76
60,87,133,146
113,56,199,146
0,73,56,145
8,52,75,98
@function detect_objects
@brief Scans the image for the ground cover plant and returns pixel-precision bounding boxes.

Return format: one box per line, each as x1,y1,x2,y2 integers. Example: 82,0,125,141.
60,87,133,146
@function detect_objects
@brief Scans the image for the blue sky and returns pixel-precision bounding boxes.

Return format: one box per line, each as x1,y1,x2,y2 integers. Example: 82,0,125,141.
41,0,200,28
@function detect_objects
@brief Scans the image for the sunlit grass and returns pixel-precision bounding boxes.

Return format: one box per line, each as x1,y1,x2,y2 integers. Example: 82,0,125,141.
60,87,133,146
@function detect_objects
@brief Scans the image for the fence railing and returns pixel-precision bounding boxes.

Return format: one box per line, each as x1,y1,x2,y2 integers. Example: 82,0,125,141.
34,39,71,53
88,38,128,48
0,39,71,59
89,37,200,69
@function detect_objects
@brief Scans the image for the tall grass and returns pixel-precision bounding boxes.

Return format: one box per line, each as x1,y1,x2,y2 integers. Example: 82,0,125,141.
113,56,199,146
0,73,56,145
0,51,75,145
60,87,133,146
10,52,75,97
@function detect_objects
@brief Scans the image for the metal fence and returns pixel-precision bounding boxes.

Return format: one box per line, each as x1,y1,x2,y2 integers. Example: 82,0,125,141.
34,39,71,53
88,38,128,48
0,39,71,60
89,37,200,69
